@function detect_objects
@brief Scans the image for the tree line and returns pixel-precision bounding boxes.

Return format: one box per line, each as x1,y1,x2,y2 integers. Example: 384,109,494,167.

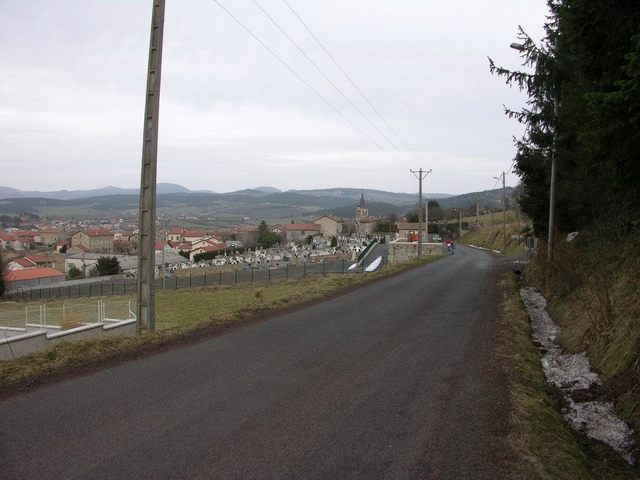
490,0,640,237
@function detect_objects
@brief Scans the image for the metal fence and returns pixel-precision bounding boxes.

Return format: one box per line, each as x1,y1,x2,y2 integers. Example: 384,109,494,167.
0,300,136,331
8,260,359,301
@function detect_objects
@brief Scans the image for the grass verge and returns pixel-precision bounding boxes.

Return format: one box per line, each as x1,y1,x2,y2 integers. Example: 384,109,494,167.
497,272,639,479
0,255,441,395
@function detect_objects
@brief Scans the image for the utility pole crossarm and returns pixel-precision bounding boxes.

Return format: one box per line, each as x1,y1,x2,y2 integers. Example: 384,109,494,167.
410,168,432,258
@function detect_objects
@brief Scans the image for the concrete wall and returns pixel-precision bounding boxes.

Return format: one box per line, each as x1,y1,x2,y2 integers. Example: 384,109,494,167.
388,240,444,265
0,320,137,360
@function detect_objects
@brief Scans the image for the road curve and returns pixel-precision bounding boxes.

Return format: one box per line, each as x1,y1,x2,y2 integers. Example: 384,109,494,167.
0,245,507,480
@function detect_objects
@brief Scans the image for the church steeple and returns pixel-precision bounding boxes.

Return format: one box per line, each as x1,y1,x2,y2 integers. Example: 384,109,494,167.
356,193,368,220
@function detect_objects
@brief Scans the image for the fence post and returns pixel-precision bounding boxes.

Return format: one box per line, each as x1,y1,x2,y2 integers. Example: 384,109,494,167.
63,303,66,324
251,268,254,284
219,270,222,286
322,260,325,276
268,267,271,282
304,262,307,278
204,272,207,286
189,273,192,289
90,283,92,298
235,270,238,285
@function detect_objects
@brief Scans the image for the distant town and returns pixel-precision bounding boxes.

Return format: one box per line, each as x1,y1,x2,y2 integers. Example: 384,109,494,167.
0,190,478,293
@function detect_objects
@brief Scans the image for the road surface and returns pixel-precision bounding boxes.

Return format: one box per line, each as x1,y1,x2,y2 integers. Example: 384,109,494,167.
0,245,507,479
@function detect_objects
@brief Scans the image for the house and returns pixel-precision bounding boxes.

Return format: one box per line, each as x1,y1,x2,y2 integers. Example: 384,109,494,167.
285,224,322,242
4,267,65,291
37,228,66,246
71,229,114,253
1,230,35,250
313,215,342,238
189,244,226,261
0,231,18,249
7,255,57,270
190,237,224,251
233,226,258,246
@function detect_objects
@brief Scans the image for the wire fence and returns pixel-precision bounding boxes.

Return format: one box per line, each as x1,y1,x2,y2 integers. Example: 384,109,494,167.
0,300,136,331
7,260,359,302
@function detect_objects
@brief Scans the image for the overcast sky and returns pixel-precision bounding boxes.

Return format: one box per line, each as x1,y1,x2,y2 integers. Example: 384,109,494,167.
0,0,548,195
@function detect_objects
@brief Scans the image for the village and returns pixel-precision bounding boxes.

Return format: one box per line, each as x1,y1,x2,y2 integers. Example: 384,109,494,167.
1,194,445,293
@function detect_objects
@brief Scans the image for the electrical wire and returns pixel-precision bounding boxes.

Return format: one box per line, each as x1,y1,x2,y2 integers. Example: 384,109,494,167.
251,0,418,169
283,0,424,168
212,0,414,170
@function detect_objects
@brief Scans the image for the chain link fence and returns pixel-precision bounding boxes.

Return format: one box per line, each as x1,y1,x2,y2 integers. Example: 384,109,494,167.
8,260,359,301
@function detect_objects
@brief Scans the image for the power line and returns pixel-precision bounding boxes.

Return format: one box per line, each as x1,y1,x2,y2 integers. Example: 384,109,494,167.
283,0,424,167
251,0,418,168
212,0,413,170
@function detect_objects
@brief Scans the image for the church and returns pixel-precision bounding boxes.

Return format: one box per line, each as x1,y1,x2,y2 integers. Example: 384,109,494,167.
355,193,378,235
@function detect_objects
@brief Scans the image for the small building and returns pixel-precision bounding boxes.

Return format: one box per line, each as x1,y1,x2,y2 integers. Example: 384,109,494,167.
71,229,114,254
37,228,66,246
285,224,322,242
5,267,65,290
7,255,57,271
313,215,342,238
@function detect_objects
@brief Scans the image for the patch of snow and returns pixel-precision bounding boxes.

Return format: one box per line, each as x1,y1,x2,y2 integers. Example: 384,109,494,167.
520,287,636,465
564,399,636,465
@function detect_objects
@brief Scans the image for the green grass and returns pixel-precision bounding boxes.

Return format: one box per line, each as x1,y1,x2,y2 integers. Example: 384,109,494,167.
0,255,442,394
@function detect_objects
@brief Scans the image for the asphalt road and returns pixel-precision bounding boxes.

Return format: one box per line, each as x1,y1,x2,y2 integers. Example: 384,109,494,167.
1,245,507,480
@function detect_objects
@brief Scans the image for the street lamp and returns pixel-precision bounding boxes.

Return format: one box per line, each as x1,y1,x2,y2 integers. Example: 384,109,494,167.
511,42,558,265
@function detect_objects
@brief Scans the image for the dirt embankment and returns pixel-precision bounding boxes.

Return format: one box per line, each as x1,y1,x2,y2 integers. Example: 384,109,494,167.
526,229,640,439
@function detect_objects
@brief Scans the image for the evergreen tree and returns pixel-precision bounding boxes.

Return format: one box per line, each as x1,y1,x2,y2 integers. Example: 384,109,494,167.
95,256,121,276
490,0,640,236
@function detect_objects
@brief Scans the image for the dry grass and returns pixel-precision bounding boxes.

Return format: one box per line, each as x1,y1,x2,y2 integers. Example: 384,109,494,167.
459,210,530,256
497,273,638,479
526,229,640,434
0,255,442,393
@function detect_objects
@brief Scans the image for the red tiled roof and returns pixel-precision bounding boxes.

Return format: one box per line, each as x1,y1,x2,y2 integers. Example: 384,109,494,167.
25,255,55,263
154,241,166,250
286,223,322,231
183,230,206,238
12,258,34,268
0,231,17,241
196,245,225,253
5,268,65,282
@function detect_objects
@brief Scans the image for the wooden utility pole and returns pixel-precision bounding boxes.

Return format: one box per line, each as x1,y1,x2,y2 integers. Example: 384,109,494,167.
502,171,507,252
410,168,431,257
137,0,165,332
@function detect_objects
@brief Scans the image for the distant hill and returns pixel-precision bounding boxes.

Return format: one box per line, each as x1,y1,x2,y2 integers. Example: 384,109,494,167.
0,185,516,222
0,183,204,200
436,188,516,210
